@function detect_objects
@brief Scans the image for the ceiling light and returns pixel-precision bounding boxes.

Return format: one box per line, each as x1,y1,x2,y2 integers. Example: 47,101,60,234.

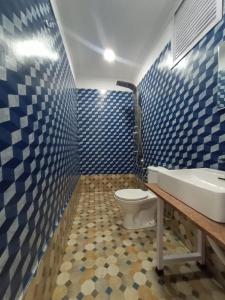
176,56,188,70
100,89,106,95
103,48,115,63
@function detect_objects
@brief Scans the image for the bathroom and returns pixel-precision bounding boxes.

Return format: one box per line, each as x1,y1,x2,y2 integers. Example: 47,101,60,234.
1,0,225,299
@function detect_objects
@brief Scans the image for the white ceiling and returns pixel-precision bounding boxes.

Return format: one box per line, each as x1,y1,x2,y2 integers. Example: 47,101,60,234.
52,0,181,89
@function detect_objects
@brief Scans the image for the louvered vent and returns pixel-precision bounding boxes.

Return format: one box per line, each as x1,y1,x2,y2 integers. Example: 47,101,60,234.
173,0,223,65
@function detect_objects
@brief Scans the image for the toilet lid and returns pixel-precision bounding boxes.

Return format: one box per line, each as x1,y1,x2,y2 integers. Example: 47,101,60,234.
115,189,149,201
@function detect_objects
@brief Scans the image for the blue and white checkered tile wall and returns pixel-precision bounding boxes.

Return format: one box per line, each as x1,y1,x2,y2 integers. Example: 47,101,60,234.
78,89,135,174
136,4,225,177
0,0,79,299
218,71,225,108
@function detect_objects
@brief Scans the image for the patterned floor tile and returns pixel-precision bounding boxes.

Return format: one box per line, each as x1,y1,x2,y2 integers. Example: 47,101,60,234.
52,192,225,299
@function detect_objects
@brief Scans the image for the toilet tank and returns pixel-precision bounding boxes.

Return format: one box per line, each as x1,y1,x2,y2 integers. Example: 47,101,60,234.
147,166,166,183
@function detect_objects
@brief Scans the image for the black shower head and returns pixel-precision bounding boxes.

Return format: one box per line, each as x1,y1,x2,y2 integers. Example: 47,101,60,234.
116,80,137,93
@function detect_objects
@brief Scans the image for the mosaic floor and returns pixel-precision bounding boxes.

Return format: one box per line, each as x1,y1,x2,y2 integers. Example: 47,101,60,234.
52,192,225,300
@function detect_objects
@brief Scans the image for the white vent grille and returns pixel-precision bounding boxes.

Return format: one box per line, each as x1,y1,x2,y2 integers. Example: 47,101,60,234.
173,0,223,65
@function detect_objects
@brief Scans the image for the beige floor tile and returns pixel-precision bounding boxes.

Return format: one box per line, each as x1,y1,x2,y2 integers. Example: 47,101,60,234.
52,191,225,300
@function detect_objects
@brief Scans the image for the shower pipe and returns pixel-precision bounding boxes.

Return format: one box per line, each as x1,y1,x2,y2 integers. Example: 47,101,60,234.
116,80,145,181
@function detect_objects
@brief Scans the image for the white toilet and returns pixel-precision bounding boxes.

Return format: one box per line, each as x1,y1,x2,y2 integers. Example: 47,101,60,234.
114,166,165,229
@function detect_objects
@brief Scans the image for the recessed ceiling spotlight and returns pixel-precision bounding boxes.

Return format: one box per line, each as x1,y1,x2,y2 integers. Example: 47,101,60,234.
103,48,115,63
100,89,106,95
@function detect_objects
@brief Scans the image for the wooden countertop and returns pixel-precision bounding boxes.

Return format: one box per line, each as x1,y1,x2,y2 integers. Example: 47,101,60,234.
146,183,225,248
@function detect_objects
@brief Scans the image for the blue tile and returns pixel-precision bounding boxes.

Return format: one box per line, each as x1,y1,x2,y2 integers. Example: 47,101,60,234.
78,89,135,174
136,5,225,176
0,0,79,298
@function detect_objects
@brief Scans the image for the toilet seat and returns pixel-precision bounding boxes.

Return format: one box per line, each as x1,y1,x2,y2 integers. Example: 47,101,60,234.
114,166,163,229
115,189,152,201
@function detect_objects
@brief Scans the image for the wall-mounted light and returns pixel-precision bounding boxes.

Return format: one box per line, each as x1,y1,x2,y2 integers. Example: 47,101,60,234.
103,48,115,63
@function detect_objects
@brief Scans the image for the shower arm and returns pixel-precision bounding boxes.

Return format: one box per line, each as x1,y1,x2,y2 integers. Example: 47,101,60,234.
116,80,144,172
116,81,137,93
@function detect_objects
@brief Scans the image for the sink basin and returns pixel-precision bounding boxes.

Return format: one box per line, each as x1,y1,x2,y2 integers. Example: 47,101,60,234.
158,168,225,223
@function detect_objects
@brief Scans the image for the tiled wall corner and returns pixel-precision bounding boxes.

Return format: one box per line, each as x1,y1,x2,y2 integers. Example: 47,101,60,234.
135,175,147,190
22,182,81,300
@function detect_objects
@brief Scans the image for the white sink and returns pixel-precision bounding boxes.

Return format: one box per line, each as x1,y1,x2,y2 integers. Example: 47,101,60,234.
158,168,225,223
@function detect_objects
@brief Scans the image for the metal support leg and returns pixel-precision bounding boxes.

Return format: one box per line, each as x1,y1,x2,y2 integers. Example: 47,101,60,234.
156,198,164,275
196,229,206,268
155,198,206,276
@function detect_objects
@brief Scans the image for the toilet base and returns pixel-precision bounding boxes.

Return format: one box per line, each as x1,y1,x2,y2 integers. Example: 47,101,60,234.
115,189,157,230
123,219,156,230
121,200,157,230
